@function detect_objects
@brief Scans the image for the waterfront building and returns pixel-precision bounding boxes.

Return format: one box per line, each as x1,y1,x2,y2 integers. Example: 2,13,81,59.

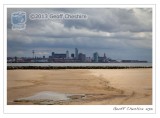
86,57,92,62
78,53,86,62
75,48,78,60
71,53,74,59
51,52,66,59
93,52,99,62
66,50,69,59
49,52,67,62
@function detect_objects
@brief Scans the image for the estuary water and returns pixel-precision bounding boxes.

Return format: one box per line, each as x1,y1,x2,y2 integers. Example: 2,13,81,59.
7,63,152,67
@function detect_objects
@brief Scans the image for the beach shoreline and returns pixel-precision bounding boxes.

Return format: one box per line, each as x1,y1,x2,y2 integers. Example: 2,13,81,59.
7,68,152,105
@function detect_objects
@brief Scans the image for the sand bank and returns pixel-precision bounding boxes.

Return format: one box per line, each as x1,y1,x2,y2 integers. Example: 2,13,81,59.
7,69,152,105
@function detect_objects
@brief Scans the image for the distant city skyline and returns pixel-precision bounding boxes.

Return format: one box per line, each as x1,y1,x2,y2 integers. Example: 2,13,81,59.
7,8,152,62
7,48,148,63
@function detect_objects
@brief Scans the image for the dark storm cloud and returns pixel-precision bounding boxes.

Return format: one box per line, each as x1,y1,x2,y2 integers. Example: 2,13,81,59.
7,8,152,61
62,8,152,32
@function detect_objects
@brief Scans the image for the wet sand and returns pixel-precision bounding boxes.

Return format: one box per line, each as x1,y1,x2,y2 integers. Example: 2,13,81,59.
7,69,152,105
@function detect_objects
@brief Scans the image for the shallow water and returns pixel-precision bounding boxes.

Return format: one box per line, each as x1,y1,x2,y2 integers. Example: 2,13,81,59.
7,63,152,67
17,91,85,101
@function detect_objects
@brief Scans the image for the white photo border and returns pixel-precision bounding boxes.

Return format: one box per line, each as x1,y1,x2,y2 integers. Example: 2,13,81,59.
3,4,156,114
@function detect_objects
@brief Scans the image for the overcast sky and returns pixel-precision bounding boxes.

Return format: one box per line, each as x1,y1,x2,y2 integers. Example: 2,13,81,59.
7,8,152,62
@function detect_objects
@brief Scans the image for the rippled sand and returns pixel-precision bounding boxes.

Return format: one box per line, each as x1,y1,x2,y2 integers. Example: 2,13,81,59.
7,69,152,105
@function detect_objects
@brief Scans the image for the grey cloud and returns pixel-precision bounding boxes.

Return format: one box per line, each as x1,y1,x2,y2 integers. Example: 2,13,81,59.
7,8,152,61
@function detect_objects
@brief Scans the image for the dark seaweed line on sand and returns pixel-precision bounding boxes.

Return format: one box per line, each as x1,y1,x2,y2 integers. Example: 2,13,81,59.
7,66,152,70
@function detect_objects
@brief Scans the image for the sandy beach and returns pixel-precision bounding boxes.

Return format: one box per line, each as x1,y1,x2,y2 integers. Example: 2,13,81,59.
7,69,152,105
